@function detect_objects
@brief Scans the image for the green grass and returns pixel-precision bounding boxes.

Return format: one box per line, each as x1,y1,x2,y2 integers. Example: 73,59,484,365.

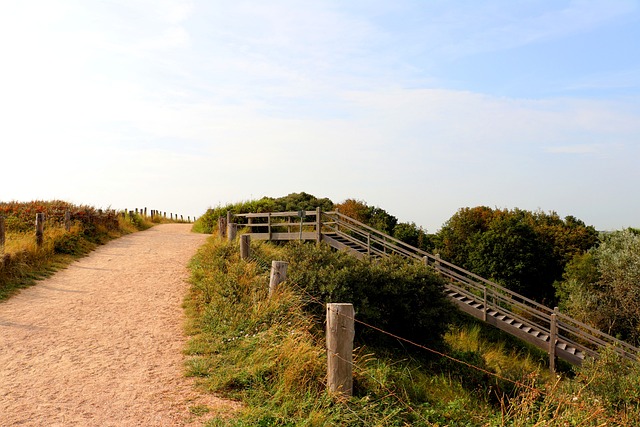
185,236,640,426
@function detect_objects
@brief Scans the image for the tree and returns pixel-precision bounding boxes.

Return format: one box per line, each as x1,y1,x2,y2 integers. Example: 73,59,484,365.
393,222,434,252
334,199,398,234
557,229,640,344
435,207,597,304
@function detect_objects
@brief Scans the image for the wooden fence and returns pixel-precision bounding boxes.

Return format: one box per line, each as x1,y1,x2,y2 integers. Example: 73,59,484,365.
0,208,195,258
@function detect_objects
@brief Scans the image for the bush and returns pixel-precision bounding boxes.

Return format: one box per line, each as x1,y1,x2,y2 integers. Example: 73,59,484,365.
282,242,453,352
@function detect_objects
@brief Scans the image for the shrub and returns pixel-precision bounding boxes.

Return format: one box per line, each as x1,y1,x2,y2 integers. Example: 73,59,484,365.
282,242,453,352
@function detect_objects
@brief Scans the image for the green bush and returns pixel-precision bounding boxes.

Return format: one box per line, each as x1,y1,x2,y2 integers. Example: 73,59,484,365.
282,242,453,352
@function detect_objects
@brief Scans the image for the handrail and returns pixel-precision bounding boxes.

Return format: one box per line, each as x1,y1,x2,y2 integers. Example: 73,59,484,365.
231,209,640,364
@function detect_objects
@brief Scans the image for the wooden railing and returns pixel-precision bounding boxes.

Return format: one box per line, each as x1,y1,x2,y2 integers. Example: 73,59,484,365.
231,209,640,365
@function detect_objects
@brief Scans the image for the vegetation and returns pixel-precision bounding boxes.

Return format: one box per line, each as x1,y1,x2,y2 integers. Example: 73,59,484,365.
434,207,598,304
185,235,640,426
555,228,640,345
0,200,154,300
282,242,452,351
193,193,334,234
193,194,433,252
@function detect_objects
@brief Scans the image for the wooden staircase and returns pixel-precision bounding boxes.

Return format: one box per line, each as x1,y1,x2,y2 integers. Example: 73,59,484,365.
445,287,584,365
231,209,640,368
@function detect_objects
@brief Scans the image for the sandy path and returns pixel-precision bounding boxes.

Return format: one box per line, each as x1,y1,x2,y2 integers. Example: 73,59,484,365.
0,224,237,426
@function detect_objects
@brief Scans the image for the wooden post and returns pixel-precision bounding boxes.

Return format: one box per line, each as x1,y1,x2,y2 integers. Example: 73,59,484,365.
64,210,71,231
316,207,322,243
240,234,251,260
0,216,5,255
144,207,147,217
483,287,488,322
326,303,354,397
434,253,441,272
267,213,272,241
228,223,237,241
269,261,288,296
35,213,45,247
549,307,558,373
226,212,236,241
218,217,227,238
367,233,371,256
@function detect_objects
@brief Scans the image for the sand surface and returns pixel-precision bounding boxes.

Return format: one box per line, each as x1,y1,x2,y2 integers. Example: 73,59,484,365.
0,224,237,426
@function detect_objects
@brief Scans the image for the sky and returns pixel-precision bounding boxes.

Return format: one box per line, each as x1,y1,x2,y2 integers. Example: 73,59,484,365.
1,0,639,232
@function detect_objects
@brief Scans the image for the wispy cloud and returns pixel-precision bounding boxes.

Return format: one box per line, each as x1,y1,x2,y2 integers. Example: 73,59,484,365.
545,145,601,154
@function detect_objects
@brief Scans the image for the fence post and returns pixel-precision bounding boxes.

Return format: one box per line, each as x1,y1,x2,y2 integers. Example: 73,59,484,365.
483,287,488,322
35,213,45,247
218,217,227,238
549,307,558,373
326,303,354,397
64,210,71,231
240,234,251,260
269,261,288,296
0,216,5,255
434,253,441,272
316,207,322,243
227,212,236,241
267,213,272,241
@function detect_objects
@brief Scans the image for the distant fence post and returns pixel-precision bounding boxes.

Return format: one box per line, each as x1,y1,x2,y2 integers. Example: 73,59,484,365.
326,303,354,397
64,210,71,232
0,216,5,254
226,212,236,241
240,234,251,260
316,207,322,243
35,213,45,247
549,307,558,373
269,261,288,296
218,217,227,238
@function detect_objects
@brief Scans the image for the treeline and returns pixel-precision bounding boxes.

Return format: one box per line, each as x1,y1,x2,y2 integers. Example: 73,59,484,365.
195,192,640,346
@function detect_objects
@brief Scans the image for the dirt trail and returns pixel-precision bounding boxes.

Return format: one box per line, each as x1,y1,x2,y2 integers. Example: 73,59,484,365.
0,224,238,426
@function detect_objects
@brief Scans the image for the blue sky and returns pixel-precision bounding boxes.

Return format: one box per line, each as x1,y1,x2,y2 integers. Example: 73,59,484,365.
1,0,639,231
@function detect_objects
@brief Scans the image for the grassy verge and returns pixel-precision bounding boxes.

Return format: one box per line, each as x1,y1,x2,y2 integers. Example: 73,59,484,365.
0,211,153,301
184,237,640,426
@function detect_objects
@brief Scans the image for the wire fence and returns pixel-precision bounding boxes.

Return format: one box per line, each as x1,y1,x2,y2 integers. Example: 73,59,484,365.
225,236,628,424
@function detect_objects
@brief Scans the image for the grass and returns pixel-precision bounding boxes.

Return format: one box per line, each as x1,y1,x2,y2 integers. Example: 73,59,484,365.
185,236,640,426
